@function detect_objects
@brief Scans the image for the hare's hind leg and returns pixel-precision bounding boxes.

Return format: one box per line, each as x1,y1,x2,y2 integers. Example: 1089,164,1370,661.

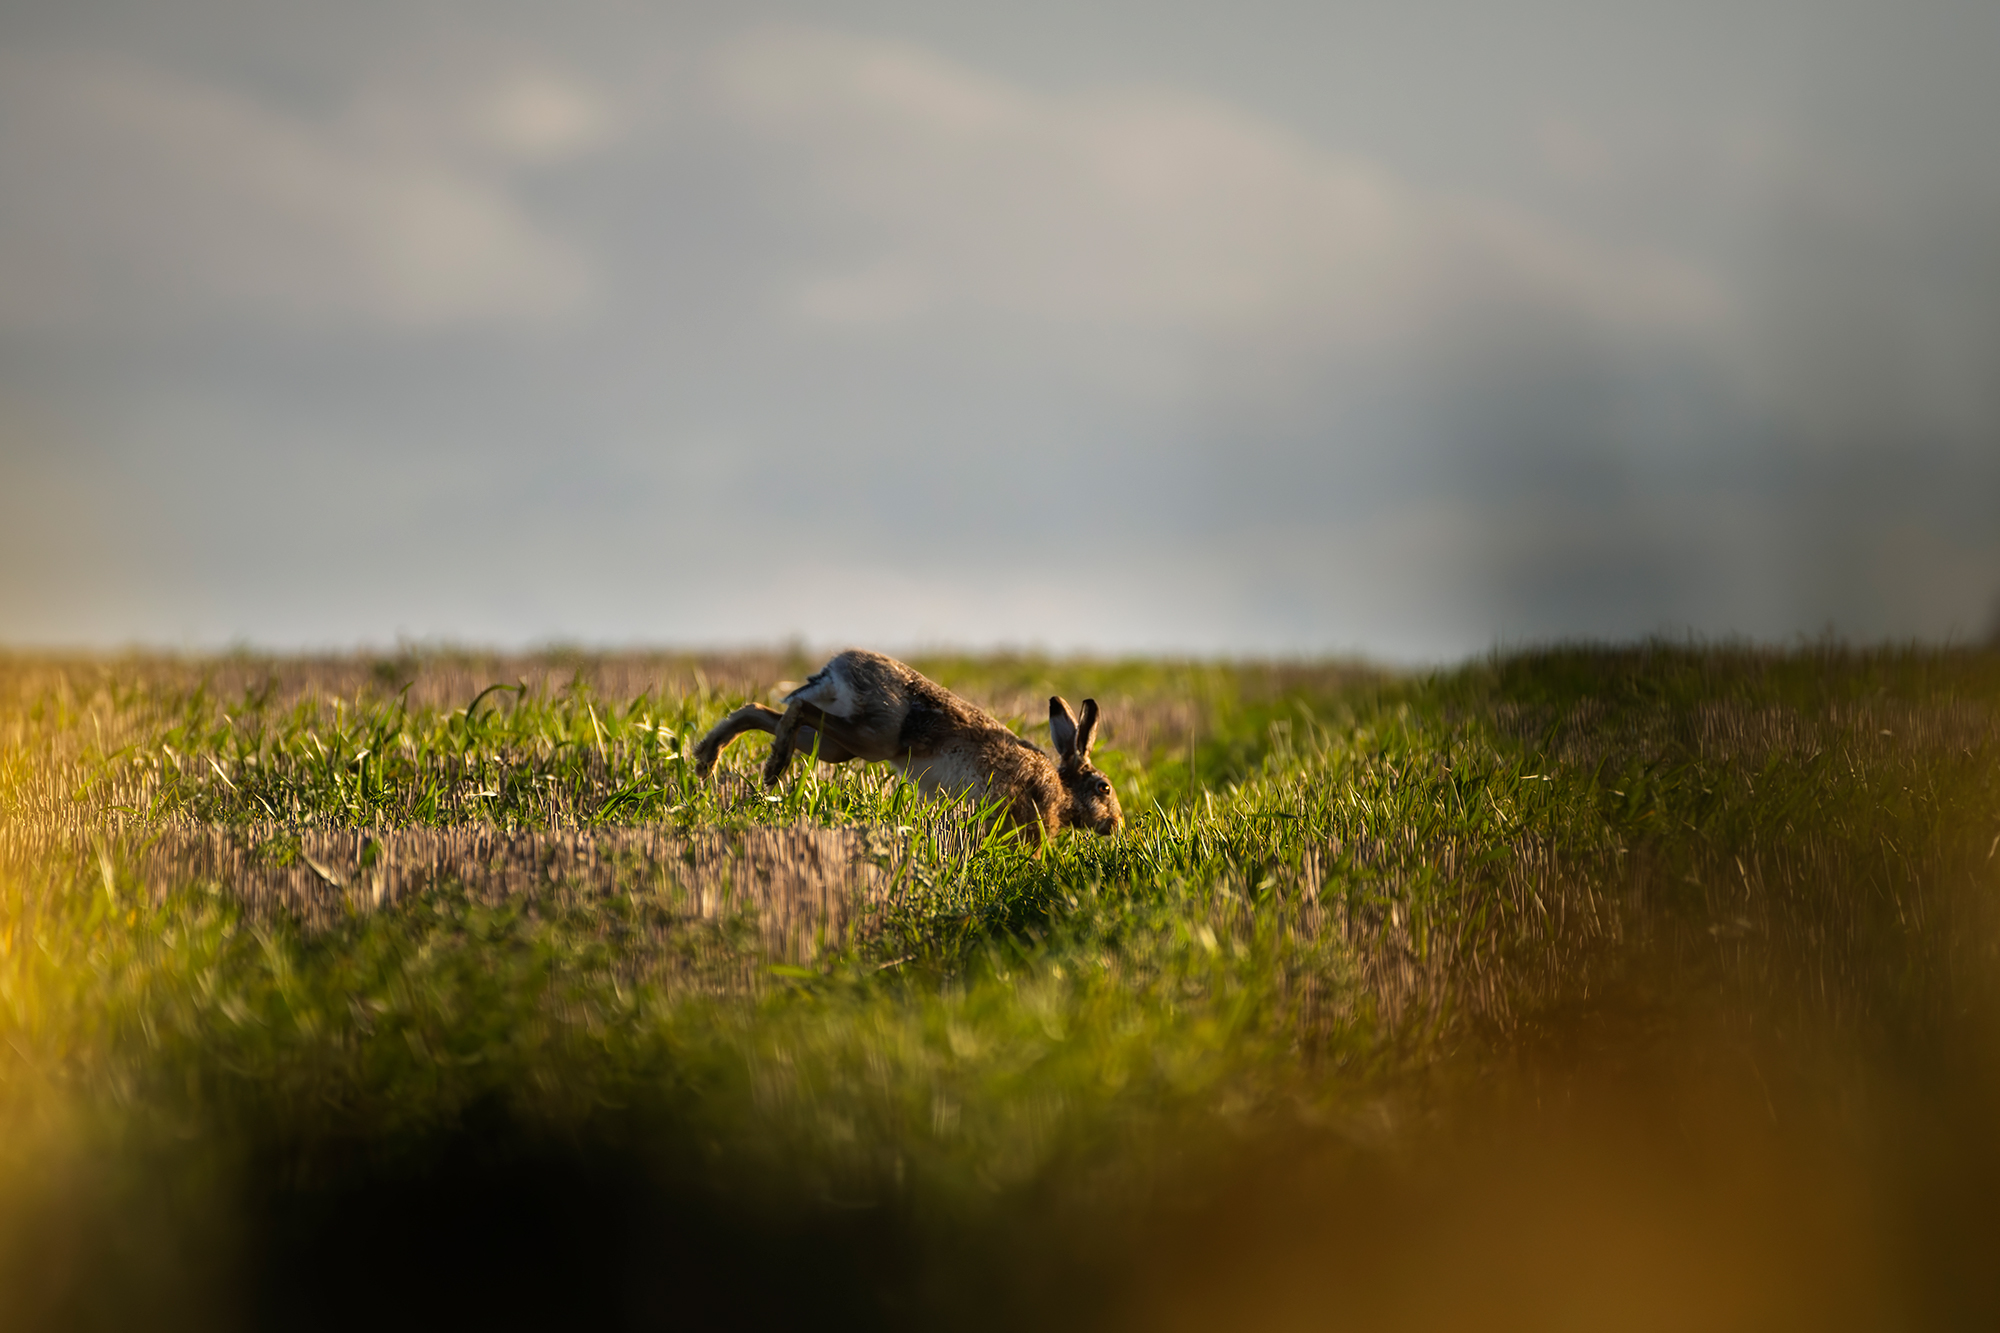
698,702,859,782
762,702,872,785
762,699,815,787
769,708,865,781
756,700,836,784
763,666,874,786
693,704,784,777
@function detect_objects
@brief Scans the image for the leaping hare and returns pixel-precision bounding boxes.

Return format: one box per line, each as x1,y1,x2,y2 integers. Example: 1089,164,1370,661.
692,650,1122,845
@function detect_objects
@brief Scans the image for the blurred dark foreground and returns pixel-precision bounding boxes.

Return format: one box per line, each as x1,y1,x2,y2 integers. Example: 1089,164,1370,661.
10,999,1998,1333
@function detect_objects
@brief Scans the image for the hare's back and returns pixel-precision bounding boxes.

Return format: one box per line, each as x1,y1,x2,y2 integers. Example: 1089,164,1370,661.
789,650,1014,757
781,650,948,754
784,652,879,719
785,650,955,717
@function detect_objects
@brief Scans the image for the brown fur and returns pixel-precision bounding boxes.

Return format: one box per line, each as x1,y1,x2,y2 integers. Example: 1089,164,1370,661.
692,649,1122,846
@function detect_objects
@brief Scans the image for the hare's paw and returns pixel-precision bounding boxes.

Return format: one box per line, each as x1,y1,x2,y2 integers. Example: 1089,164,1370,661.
761,750,790,788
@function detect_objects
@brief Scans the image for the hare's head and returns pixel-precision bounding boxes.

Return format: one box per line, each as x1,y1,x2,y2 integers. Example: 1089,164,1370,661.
1050,696,1122,835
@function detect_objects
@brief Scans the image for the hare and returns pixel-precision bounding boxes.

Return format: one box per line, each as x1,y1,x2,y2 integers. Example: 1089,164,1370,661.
691,650,1122,844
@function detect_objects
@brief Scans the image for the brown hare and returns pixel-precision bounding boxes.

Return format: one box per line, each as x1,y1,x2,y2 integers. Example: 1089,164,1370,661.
691,649,1122,846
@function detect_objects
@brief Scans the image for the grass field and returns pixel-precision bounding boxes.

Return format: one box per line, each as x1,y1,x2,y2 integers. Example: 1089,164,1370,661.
3,643,1999,1330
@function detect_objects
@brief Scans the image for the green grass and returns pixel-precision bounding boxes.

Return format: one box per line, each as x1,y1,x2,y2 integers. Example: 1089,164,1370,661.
3,644,2000,1329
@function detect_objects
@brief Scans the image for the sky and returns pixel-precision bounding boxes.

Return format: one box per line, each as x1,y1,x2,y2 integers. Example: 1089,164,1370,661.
1,0,1997,661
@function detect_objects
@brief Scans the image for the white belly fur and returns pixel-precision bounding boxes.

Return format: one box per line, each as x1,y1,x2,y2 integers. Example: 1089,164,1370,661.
895,745,995,801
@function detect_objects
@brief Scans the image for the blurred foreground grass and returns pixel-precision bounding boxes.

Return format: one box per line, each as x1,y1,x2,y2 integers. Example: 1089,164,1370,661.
2,644,1999,1329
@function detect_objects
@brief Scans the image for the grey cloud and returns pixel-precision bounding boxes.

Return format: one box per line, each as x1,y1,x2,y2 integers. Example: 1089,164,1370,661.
710,26,1727,350
0,1,1997,658
0,48,598,333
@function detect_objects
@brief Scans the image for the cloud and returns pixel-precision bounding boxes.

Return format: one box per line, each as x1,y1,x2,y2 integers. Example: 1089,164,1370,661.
712,26,1726,345
340,50,619,165
0,50,599,333
3,11,1996,656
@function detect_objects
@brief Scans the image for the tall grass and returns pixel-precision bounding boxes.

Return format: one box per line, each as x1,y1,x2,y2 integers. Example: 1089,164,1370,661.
2,644,1998,1329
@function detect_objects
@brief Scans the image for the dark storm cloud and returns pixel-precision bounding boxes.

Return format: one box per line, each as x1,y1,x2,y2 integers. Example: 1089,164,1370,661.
0,0,1995,657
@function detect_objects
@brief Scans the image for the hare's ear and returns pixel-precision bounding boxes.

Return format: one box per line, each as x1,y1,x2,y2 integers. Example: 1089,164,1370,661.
1076,699,1101,756
1050,696,1079,757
